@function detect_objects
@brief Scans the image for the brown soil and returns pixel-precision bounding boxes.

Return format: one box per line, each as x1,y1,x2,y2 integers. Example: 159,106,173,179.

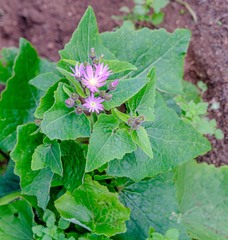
0,0,227,165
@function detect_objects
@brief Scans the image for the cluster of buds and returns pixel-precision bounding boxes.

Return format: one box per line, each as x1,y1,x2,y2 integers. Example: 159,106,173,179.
65,48,119,114
127,115,145,130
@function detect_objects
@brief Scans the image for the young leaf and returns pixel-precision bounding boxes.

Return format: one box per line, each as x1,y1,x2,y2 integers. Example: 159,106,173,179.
132,127,153,158
31,137,63,176
55,175,130,237
30,72,61,91
103,76,149,110
0,47,18,84
176,161,228,240
34,79,65,119
41,82,91,140
102,59,137,74
85,114,136,172
10,123,54,210
59,6,114,62
60,141,86,192
117,172,189,240
102,27,191,94
0,199,34,240
128,67,156,121
108,94,211,181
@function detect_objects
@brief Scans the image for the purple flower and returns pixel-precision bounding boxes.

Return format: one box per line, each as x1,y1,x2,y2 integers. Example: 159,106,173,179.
70,62,84,78
65,98,75,108
83,94,104,113
82,65,108,92
95,63,112,78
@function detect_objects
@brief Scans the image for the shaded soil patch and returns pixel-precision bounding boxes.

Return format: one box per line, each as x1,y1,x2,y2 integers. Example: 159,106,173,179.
0,0,227,164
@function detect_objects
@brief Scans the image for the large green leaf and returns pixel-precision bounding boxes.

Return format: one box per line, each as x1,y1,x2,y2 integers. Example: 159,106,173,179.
10,123,53,210
103,76,149,111
0,199,34,240
0,39,51,152
29,72,61,91
31,137,63,176
128,67,156,121
41,82,91,140
117,172,189,240
59,6,114,62
61,141,86,192
102,27,190,94
176,161,228,240
55,175,130,237
85,114,136,172
0,160,20,198
108,94,211,181
0,47,18,84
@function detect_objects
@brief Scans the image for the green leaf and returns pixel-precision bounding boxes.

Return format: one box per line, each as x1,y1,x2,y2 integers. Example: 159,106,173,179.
151,12,165,26
117,171,189,240
0,47,18,83
103,76,149,111
60,141,86,191
151,0,170,13
30,72,61,91
10,123,54,210
41,82,91,140
176,161,228,240
34,79,65,119
0,199,34,240
108,94,211,181
132,127,153,158
0,160,20,198
55,175,130,237
31,137,63,176
85,114,136,172
102,27,190,94
0,39,54,152
102,59,137,74
128,67,156,121
0,39,43,152
43,209,56,228
59,6,114,62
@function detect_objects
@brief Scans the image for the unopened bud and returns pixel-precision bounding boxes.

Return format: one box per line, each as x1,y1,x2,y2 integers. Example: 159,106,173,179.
99,90,106,98
75,106,83,115
104,94,113,101
138,115,145,122
93,59,99,65
134,118,142,126
108,79,119,91
65,98,75,108
90,48,96,60
71,93,79,100
127,118,134,126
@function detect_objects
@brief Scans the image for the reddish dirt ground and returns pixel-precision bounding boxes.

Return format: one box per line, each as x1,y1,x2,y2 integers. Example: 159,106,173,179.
0,0,227,165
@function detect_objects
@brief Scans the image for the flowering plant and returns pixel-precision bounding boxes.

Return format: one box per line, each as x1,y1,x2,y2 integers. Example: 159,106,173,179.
0,6,227,240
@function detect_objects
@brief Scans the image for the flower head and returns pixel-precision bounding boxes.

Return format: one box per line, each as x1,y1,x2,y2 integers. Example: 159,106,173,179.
70,62,84,78
82,65,109,92
95,63,112,78
108,79,119,90
83,94,104,113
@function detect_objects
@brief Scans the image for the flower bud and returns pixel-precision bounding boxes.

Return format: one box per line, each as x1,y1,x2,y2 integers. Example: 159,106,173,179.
127,118,134,126
99,90,106,98
108,79,119,91
138,115,145,122
89,48,96,60
75,106,83,115
134,118,142,126
104,94,113,101
71,93,79,100
65,98,75,108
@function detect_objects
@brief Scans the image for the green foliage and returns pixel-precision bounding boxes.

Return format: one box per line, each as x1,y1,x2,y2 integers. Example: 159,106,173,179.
0,6,222,240
55,175,130,237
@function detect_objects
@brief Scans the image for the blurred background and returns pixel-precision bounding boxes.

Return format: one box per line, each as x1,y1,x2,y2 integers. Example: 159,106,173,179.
0,0,227,165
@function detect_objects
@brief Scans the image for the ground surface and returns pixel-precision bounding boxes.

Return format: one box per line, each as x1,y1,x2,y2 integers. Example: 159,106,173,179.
0,0,227,165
